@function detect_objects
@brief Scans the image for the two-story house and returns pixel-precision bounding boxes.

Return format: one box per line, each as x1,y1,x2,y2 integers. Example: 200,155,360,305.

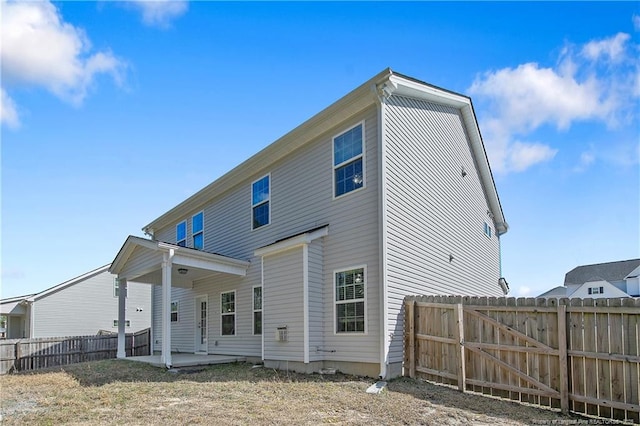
110,68,508,378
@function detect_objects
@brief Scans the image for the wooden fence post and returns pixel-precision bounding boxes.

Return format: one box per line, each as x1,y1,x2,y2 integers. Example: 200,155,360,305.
454,303,466,392
407,299,416,378
557,304,569,413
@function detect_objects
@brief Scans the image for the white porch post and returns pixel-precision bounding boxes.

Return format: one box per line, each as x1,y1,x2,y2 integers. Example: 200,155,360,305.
161,250,174,368
116,278,127,358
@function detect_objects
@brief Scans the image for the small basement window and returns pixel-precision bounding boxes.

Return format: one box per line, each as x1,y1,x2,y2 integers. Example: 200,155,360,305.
113,319,131,327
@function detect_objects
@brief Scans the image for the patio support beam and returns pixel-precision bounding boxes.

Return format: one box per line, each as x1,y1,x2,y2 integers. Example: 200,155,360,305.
117,278,127,358
161,249,174,368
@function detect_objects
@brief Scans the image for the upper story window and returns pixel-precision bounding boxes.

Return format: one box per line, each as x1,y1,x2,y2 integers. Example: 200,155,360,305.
192,212,204,250
252,175,270,230
176,221,187,247
335,267,366,333
588,287,604,295
333,123,364,198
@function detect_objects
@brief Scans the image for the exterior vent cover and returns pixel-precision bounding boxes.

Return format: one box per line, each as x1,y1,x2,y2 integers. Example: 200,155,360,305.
275,326,288,342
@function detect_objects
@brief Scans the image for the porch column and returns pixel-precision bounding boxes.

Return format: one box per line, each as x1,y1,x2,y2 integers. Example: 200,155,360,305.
116,278,127,358
161,249,174,368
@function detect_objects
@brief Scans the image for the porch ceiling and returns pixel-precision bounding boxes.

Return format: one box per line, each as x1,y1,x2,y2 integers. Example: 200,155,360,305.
110,236,250,286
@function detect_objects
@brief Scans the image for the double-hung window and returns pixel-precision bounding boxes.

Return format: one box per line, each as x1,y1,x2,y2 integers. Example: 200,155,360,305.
253,286,262,335
176,221,187,247
252,175,270,229
192,212,204,250
221,291,236,335
333,123,364,198
335,267,366,333
113,278,125,298
171,301,179,322
484,222,492,238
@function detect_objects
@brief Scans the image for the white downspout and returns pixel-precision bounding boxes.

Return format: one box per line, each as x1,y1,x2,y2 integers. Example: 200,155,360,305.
303,243,309,364
376,84,390,379
161,249,174,368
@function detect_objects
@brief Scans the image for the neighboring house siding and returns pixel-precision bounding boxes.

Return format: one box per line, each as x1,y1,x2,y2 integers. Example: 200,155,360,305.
383,95,502,363
32,270,152,338
152,107,381,364
263,248,304,361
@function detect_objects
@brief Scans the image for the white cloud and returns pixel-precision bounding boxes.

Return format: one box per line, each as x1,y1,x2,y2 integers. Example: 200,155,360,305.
581,32,630,63
1,88,20,129
129,0,188,28
515,286,532,297
0,0,125,126
633,14,640,31
469,31,639,174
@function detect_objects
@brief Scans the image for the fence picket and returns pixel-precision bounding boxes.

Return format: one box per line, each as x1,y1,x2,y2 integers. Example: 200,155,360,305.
0,328,150,374
405,296,639,422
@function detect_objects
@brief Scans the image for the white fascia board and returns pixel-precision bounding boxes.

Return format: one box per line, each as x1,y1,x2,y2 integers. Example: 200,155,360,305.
254,226,329,257
389,74,469,108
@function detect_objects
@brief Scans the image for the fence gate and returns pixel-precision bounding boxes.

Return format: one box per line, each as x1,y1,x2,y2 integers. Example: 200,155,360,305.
404,296,640,424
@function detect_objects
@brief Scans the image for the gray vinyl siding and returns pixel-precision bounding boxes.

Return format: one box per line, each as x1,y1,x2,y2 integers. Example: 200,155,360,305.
383,95,502,363
307,239,324,362
153,106,381,364
263,248,304,361
32,270,152,338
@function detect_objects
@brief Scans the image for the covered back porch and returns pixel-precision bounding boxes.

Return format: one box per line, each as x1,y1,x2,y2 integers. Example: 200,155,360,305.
110,236,250,368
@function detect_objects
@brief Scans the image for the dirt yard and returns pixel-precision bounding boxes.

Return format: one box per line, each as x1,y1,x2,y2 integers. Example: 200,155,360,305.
0,360,610,425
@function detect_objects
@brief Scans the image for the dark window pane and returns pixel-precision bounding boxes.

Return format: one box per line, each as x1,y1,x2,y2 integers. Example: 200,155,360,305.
335,158,363,197
221,315,235,335
253,312,262,335
252,176,269,205
193,233,203,250
177,221,186,242
192,213,203,233
334,125,363,166
253,202,269,229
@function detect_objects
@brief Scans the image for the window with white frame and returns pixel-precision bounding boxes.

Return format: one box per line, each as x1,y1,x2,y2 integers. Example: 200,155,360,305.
484,222,492,238
192,212,204,250
253,286,262,335
335,267,366,333
588,287,604,295
176,221,187,247
221,291,235,335
113,278,126,298
333,123,364,198
171,301,179,322
252,175,270,229
113,319,131,327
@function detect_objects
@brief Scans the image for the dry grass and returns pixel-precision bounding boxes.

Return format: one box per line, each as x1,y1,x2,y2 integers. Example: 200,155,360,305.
0,360,594,425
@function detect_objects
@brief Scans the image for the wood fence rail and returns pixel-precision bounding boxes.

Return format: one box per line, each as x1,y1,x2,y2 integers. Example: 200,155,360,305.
404,296,640,424
0,328,150,374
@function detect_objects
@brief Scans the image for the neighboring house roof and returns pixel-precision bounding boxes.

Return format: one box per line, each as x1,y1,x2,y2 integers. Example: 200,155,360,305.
0,265,111,308
142,68,508,238
0,294,35,315
537,286,567,298
564,259,640,285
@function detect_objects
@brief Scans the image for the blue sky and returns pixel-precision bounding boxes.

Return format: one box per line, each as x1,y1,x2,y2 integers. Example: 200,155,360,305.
2,1,639,299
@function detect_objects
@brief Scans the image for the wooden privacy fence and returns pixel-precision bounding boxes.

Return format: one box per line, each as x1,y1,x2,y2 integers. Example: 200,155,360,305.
404,296,640,424
0,328,150,374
